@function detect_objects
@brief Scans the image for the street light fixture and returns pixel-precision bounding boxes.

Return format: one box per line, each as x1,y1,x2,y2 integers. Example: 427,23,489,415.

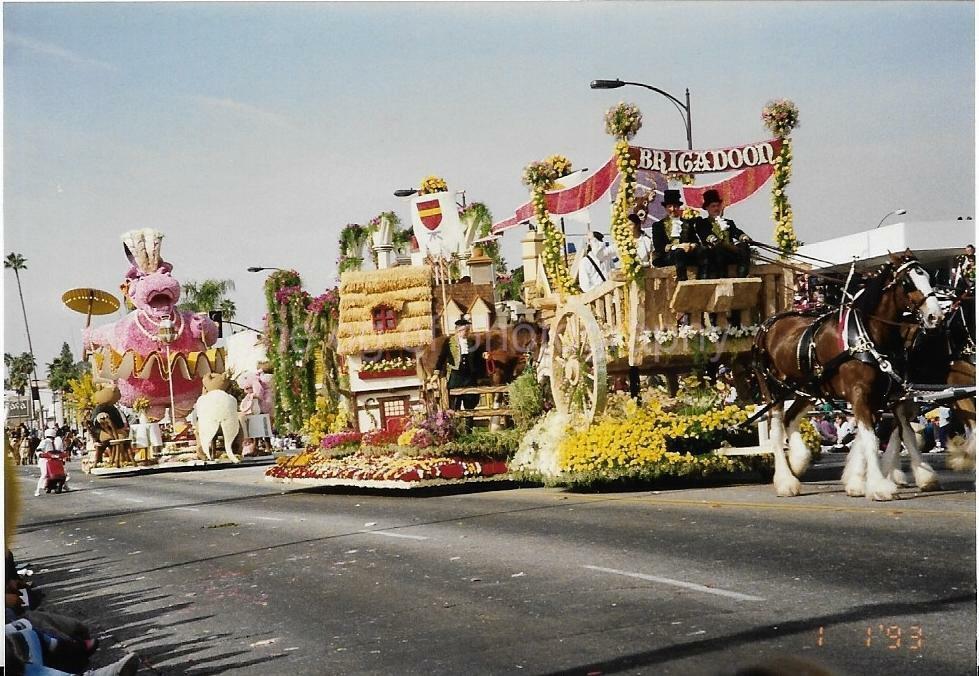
246,266,284,273
590,78,693,150
393,189,418,197
874,209,907,229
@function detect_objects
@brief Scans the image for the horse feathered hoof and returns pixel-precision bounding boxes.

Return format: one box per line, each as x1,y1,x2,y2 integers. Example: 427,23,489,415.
774,474,801,497
947,436,976,472
867,477,898,501
888,469,910,487
844,479,865,497
912,464,940,492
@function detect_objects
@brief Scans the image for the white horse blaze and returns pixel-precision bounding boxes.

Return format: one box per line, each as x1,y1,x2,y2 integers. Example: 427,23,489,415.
907,267,943,328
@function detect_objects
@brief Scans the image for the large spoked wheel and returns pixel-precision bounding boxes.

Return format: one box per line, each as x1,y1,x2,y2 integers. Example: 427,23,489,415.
549,302,608,424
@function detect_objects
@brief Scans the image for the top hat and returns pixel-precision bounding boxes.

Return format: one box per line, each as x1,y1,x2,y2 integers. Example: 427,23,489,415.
662,189,683,206
701,189,722,208
454,316,472,327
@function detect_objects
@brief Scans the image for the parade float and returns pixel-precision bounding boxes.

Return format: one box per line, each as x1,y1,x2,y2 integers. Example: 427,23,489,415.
265,99,821,489
267,100,819,488
74,229,244,474
266,187,524,487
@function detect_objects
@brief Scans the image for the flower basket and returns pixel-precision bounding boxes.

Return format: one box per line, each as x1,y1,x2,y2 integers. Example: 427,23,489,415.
359,368,417,380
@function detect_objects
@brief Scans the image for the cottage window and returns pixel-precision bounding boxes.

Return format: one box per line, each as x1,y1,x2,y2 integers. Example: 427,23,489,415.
372,306,398,332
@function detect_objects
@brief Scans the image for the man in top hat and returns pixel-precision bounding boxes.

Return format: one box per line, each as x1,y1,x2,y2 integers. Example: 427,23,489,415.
693,189,752,279
435,316,485,414
650,189,697,281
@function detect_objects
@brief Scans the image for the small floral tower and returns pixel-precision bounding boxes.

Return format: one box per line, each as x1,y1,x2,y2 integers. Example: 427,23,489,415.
336,265,434,433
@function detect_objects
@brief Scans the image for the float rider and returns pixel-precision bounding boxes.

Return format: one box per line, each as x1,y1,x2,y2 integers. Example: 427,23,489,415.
435,317,486,420
650,189,697,281
693,189,752,279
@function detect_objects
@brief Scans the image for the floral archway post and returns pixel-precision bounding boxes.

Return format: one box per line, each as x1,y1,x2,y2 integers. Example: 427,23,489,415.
263,271,342,434
264,270,306,430
522,155,579,296
762,99,800,255
605,103,644,281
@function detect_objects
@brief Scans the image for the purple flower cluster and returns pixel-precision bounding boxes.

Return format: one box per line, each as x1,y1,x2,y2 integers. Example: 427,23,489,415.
307,288,339,316
275,285,307,304
320,431,363,450
417,410,457,446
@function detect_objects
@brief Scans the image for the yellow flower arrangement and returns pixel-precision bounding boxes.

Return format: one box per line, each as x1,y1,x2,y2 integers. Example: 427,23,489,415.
419,175,449,195
302,395,337,448
610,143,641,281
798,417,822,460
524,158,578,296
547,154,573,179
559,393,759,479
131,396,150,414
762,100,800,255
397,427,419,447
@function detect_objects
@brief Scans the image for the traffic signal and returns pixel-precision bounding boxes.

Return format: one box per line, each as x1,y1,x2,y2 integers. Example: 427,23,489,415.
208,310,223,338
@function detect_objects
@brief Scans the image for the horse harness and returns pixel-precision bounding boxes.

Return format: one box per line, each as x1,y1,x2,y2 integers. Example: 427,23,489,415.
760,258,933,402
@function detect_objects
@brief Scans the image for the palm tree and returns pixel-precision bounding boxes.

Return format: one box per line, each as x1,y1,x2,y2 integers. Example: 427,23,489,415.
4,251,42,424
179,279,237,321
4,352,35,395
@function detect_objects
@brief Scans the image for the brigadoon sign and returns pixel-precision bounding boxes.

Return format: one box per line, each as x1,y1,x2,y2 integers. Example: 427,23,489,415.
491,138,783,233
632,139,781,174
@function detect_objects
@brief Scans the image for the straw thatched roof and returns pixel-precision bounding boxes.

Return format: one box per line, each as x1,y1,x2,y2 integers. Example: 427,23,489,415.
337,266,434,355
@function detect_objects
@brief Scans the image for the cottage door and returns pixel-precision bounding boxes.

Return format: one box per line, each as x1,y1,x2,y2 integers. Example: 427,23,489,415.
378,396,410,433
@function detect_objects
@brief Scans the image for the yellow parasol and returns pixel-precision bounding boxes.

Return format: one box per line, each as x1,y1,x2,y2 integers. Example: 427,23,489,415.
62,288,120,328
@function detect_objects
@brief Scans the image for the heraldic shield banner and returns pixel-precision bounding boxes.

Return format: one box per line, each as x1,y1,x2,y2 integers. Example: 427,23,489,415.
410,191,461,259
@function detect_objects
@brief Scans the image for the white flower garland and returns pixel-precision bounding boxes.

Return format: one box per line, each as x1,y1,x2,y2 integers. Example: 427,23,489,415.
640,323,762,347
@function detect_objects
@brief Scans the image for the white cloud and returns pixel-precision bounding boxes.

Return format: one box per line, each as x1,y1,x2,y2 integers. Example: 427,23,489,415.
6,33,117,71
191,95,296,131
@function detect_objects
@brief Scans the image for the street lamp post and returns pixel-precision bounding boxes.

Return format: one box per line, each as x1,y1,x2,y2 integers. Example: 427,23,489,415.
590,78,693,150
874,209,907,229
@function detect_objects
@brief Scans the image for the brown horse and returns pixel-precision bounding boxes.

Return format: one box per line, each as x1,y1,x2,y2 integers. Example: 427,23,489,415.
417,323,545,414
880,297,976,488
753,250,943,500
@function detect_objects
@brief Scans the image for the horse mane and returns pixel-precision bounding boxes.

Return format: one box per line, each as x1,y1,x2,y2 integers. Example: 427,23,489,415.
851,265,892,314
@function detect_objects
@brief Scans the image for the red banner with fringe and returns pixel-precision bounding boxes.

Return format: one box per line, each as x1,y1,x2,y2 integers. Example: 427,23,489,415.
492,139,782,233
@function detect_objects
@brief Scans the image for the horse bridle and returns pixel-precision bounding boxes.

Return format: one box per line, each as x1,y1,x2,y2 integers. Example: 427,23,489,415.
881,258,939,323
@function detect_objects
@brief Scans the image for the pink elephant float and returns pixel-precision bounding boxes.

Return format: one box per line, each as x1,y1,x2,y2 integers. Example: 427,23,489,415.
84,229,221,420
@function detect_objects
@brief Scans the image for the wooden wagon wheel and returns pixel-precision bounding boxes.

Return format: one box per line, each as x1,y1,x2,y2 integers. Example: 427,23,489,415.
549,302,608,424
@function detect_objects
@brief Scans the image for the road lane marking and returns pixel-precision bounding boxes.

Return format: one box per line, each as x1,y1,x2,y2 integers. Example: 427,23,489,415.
360,530,428,541
256,516,284,521
173,507,200,512
583,565,765,602
124,498,145,503
569,494,974,517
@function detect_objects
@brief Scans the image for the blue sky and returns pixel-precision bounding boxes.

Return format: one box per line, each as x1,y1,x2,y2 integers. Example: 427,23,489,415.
3,1,975,368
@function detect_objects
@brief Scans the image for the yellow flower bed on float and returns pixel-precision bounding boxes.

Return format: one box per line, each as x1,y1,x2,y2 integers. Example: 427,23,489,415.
557,388,770,485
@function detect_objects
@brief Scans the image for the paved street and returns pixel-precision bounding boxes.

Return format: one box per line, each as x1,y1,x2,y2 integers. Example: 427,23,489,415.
9,461,976,675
